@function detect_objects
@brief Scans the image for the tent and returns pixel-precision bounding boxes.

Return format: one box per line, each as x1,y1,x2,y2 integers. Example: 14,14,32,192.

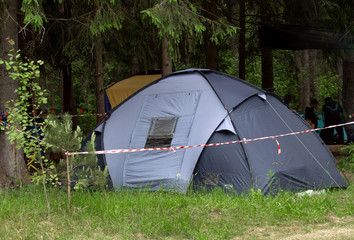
92,69,347,194
104,71,162,113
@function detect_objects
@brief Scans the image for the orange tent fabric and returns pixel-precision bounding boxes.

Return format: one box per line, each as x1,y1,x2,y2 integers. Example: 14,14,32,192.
105,74,161,109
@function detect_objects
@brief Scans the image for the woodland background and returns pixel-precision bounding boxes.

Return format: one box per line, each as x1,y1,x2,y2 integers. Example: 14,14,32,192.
0,0,353,186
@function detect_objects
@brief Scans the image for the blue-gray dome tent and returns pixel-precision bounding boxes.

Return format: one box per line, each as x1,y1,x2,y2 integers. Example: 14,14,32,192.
90,69,347,194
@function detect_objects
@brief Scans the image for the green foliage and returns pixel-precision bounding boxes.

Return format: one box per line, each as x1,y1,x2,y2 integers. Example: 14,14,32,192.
0,38,49,168
318,74,342,101
88,0,123,36
142,1,205,44
338,143,354,172
0,37,57,214
20,0,124,35
142,0,237,62
318,0,353,32
70,60,99,135
21,0,46,31
12,0,350,137
45,114,108,190
72,134,109,191
265,170,280,192
245,55,262,87
45,113,82,152
273,50,298,99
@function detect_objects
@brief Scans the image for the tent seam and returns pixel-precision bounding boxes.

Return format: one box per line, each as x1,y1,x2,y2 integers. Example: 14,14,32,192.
195,70,255,185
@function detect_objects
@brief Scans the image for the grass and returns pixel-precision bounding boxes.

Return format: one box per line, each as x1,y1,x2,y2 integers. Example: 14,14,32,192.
1,154,353,239
0,180,353,240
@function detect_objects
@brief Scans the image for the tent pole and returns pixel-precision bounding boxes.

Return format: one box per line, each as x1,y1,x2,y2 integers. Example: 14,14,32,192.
197,70,254,185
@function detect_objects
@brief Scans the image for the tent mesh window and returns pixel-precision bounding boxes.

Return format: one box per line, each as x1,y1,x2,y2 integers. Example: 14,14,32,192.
204,173,219,186
145,117,178,148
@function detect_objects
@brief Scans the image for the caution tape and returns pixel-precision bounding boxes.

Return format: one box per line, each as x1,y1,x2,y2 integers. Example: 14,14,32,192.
51,113,107,117
2,112,107,120
2,118,352,157
27,110,354,120
64,121,354,156
48,113,107,118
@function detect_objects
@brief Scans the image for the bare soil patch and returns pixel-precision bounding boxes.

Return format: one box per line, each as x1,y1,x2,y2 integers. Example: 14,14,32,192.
234,216,354,240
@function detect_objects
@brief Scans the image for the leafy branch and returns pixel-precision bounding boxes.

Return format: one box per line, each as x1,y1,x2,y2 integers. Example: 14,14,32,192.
141,0,238,62
0,37,52,215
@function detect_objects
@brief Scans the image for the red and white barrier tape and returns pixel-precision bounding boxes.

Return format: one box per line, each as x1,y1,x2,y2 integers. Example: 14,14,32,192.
21,112,107,119
5,110,353,120
46,111,354,120
20,111,354,120
273,137,282,155
65,121,354,156
48,113,107,118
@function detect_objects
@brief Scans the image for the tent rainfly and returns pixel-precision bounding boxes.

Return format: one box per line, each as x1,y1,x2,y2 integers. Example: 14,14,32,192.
91,69,347,195
104,71,162,113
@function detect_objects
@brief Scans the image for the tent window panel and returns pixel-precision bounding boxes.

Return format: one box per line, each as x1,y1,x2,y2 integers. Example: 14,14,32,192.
145,117,178,148
204,173,219,186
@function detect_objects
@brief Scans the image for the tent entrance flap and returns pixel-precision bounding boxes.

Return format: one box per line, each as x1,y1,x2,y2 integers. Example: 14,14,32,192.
123,91,201,188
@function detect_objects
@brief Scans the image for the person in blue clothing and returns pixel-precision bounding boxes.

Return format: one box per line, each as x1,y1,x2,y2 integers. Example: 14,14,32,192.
30,108,47,139
26,108,48,171
320,97,345,144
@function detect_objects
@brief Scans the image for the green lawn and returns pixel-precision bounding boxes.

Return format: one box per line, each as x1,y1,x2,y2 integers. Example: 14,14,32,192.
1,179,353,239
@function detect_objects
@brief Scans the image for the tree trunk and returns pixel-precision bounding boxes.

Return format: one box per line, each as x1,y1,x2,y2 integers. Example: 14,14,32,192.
95,36,105,116
342,50,354,116
131,54,139,75
294,50,310,112
58,70,63,110
204,31,219,70
309,49,319,100
261,48,274,91
161,36,172,76
203,0,219,70
47,72,55,109
0,0,29,187
63,65,73,112
60,0,76,123
238,0,245,79
128,2,139,75
337,57,343,103
260,2,273,91
62,64,77,127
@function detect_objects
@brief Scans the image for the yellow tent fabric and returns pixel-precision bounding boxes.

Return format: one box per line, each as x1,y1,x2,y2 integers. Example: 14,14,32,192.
105,74,162,109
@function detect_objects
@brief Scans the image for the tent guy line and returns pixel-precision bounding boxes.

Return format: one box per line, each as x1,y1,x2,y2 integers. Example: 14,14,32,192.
65,121,354,156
